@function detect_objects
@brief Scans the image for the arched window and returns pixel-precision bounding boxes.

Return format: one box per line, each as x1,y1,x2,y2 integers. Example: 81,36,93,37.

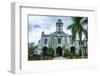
58,38,61,44
44,38,47,44
59,28,61,31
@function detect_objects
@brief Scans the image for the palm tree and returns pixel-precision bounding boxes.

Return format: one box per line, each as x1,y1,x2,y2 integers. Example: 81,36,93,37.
81,17,88,56
81,17,88,40
67,17,87,58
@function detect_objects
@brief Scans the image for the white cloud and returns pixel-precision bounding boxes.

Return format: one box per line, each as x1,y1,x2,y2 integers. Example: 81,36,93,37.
29,28,43,44
28,16,74,44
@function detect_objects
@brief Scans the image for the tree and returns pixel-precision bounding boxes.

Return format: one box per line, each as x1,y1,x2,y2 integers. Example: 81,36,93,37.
64,48,70,57
67,17,88,58
81,17,88,40
81,17,88,56
47,47,54,57
28,42,37,57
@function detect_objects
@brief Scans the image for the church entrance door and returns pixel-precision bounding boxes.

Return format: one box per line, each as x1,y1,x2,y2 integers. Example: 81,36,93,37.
42,47,48,56
56,47,62,57
70,46,75,55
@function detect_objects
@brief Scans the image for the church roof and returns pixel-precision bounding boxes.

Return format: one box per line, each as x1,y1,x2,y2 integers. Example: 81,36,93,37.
53,31,70,36
43,34,50,37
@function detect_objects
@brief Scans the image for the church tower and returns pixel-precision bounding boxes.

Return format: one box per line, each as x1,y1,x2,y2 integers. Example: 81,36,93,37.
56,19,63,31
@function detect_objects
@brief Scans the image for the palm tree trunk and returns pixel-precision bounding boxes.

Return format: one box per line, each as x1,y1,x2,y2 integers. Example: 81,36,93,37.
86,40,88,55
81,45,84,58
80,41,84,58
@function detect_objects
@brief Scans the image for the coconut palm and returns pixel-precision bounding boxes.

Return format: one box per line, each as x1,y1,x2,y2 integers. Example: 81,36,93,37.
81,17,88,40
67,17,87,58
81,17,88,56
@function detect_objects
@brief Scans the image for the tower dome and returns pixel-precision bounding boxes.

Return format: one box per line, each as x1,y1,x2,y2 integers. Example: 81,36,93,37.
58,19,62,22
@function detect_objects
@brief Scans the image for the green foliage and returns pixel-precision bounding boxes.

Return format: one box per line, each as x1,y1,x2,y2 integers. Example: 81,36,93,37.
64,48,69,54
79,49,82,56
28,42,37,56
41,47,54,60
67,17,88,58
47,48,54,57
64,48,70,57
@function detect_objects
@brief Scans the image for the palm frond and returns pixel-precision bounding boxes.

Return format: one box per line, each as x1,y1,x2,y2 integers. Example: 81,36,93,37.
67,25,72,29
82,28,88,40
81,17,88,25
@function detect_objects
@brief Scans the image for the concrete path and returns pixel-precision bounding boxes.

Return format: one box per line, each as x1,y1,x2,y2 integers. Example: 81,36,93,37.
53,57,66,60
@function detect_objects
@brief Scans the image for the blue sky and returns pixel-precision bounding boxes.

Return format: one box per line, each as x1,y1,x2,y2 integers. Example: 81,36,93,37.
28,15,73,44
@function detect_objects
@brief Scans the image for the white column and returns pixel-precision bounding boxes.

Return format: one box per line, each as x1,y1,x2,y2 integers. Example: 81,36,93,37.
62,50,64,56
54,50,56,57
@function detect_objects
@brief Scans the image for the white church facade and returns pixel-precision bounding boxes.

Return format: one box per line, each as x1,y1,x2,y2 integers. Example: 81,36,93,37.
37,19,80,57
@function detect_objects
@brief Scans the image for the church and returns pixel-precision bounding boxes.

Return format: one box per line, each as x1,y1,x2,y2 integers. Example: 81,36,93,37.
37,19,80,57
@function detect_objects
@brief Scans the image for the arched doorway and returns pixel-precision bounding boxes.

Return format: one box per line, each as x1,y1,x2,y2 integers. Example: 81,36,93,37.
56,47,62,57
70,46,75,55
42,47,48,56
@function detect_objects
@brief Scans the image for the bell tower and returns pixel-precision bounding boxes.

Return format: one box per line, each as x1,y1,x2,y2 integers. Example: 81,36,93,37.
56,19,63,31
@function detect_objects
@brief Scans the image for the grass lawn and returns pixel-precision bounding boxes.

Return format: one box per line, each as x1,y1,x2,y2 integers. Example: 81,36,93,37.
28,54,88,60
